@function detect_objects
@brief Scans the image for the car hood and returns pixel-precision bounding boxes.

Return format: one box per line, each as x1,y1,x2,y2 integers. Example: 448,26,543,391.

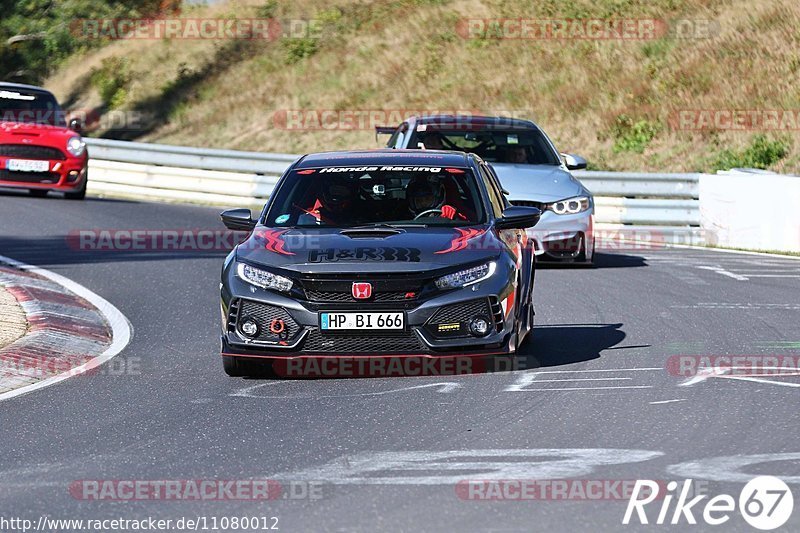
491,164,589,202
235,226,502,275
0,121,74,145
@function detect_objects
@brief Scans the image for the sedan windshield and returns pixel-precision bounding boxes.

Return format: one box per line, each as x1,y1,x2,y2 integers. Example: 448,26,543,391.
409,128,561,165
0,88,66,126
266,167,487,228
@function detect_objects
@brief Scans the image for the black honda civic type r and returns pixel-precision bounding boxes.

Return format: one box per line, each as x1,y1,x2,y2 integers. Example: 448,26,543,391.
219,150,541,377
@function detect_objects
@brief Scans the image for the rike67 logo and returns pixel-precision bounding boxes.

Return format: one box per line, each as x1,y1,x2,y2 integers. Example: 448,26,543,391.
624,476,794,530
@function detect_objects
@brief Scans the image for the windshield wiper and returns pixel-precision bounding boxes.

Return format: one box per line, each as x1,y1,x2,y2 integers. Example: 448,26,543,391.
345,223,426,229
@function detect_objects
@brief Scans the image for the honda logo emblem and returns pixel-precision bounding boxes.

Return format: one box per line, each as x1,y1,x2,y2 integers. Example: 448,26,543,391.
352,282,372,299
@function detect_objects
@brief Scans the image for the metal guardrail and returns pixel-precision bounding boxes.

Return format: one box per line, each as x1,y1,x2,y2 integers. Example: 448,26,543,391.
85,138,701,225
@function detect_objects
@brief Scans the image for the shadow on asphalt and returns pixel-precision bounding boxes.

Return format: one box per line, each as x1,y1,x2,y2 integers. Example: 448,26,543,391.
538,252,648,269
516,323,628,369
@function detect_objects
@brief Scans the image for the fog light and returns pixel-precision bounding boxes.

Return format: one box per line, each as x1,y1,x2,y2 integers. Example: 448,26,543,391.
240,318,259,338
468,316,491,337
67,170,80,183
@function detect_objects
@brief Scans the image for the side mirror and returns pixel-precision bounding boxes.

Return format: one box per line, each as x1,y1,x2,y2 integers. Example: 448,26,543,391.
561,153,587,170
69,118,83,134
220,208,256,231
496,206,541,230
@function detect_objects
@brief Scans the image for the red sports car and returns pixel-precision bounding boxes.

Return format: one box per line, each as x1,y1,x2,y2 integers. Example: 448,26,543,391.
0,82,88,199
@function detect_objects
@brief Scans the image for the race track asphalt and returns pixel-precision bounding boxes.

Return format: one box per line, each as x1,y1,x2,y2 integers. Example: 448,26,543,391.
1,191,798,532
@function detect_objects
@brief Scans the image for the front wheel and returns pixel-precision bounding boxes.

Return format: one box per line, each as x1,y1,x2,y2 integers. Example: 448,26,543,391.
223,355,273,377
65,180,87,200
223,355,247,377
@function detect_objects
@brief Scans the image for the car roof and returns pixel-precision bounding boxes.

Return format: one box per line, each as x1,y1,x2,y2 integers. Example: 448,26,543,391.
295,149,473,169
411,114,539,130
0,82,55,96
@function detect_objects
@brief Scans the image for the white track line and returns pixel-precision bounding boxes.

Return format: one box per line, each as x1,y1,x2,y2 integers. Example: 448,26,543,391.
696,265,749,281
524,367,661,374
660,243,800,261
512,386,653,391
0,254,132,402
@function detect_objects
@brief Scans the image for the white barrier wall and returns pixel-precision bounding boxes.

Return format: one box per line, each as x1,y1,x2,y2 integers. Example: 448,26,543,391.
700,170,800,253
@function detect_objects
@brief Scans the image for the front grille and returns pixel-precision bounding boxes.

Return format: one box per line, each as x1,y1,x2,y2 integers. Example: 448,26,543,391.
302,328,428,354
0,169,59,183
425,298,492,338
0,144,66,160
511,200,546,210
305,290,413,302
228,298,301,344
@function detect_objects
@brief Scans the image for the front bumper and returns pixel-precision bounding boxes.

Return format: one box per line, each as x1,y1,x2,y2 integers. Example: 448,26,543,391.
0,154,88,192
220,263,519,359
527,209,594,262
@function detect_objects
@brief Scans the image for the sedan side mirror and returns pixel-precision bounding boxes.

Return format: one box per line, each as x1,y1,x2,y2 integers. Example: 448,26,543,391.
496,206,541,230
220,208,256,231
69,118,83,134
562,153,587,170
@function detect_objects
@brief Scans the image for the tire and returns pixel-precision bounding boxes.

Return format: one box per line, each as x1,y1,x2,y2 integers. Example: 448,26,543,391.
223,355,273,377
29,189,49,198
65,180,87,200
223,355,247,377
575,238,595,267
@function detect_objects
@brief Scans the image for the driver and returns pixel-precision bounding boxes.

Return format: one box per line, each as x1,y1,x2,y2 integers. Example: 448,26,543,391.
420,132,446,150
499,145,528,164
407,176,465,220
299,176,357,225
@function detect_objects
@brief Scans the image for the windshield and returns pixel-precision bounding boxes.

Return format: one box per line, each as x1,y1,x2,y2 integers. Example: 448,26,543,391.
266,166,487,228
0,88,66,126
408,128,561,165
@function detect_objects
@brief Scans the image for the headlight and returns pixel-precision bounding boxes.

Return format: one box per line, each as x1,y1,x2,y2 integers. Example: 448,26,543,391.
435,262,496,290
236,263,293,292
548,196,590,215
66,136,86,157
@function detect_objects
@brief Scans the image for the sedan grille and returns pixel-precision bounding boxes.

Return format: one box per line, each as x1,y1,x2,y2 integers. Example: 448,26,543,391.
510,200,546,210
0,144,66,160
305,290,413,302
0,170,59,183
302,329,428,354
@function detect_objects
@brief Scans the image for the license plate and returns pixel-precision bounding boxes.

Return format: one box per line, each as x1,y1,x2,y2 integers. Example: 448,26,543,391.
320,312,404,331
6,159,49,172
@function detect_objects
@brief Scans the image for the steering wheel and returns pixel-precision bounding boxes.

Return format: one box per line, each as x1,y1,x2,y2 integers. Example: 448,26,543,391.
414,209,442,220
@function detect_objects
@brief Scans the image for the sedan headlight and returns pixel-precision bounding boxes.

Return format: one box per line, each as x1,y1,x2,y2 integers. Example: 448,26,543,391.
237,263,293,292
548,196,590,215
66,136,86,157
435,262,496,290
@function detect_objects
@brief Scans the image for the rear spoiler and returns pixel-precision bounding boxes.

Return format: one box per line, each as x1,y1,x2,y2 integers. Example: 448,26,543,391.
375,125,396,143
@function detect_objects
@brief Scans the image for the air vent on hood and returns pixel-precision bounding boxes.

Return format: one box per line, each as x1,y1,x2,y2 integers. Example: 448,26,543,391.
339,228,403,238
